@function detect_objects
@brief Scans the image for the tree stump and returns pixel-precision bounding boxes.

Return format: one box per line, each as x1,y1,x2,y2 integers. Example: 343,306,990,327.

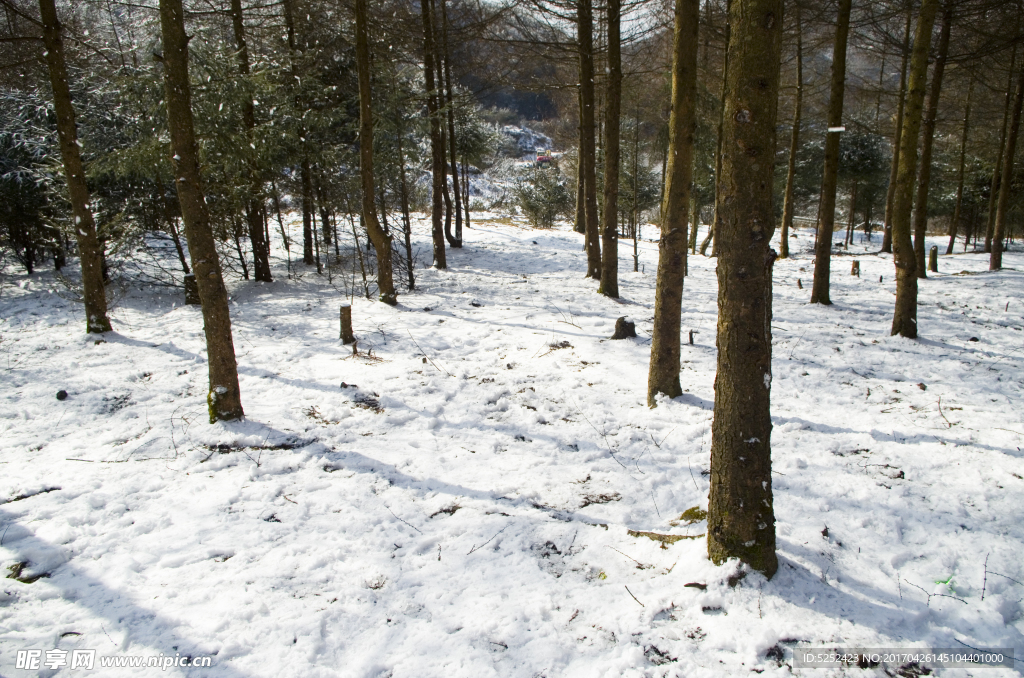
183,274,201,305
611,316,636,339
851,260,860,277
340,304,355,344
928,245,938,273
797,278,802,289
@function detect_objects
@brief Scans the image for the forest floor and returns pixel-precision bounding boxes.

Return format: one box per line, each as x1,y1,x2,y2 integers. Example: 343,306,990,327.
1,215,1023,677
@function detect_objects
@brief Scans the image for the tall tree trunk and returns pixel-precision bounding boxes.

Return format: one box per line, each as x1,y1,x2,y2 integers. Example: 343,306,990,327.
281,0,314,266
882,8,912,254
598,0,621,298
39,0,112,333
707,0,782,579
354,0,397,303
229,0,271,282
891,0,939,338
709,0,732,259
947,78,973,255
779,3,802,260
810,0,852,305
845,180,857,247
395,100,416,291
647,0,697,406
420,0,446,268
441,0,463,246
986,46,1018,253
578,0,601,278
991,58,1024,271
574,90,586,234
912,6,951,279
159,0,243,422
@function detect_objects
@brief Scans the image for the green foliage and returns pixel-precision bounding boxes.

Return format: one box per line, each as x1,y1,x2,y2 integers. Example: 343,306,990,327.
512,166,572,228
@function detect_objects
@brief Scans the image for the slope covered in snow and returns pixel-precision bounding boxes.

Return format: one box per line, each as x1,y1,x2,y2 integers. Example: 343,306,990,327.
1,215,1022,677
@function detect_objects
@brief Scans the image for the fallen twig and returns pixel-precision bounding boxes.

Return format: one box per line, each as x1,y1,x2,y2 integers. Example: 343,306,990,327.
407,331,451,377
625,585,644,607
468,524,509,554
385,505,422,534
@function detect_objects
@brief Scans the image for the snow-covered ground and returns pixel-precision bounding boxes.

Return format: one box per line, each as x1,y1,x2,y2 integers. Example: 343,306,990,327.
1,214,1022,677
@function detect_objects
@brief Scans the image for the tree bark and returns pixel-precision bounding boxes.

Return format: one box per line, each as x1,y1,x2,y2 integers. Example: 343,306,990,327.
991,57,1024,271
810,0,852,305
578,0,601,278
891,0,939,338
420,0,446,268
440,0,463,246
709,0,731,259
987,47,1018,254
947,78,972,255
598,0,621,298
911,6,951,279
39,0,111,333
159,0,243,422
882,8,912,254
354,0,397,303
707,0,782,579
229,0,271,282
779,3,801,260
647,0,697,406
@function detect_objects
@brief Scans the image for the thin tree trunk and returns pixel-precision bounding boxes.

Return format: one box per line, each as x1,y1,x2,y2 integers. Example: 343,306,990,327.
232,215,250,280
355,0,396,303
991,58,1024,271
395,102,416,290
707,0,782,579
39,0,111,333
845,180,857,247
647,0,697,406
578,0,601,278
159,0,243,422
440,0,463,246
779,3,801,260
912,6,951,279
709,0,731,259
229,0,271,282
891,0,939,338
810,0,852,305
271,179,291,277
882,7,912,254
420,0,446,268
947,78,973,255
987,46,1018,253
301,160,314,264
598,0,621,298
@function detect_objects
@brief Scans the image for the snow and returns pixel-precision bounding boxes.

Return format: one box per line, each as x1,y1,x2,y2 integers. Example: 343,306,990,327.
1,214,1022,677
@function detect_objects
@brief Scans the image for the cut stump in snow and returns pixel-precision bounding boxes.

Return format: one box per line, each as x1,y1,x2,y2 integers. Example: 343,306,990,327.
851,260,860,277
611,316,636,339
929,246,938,273
340,304,355,344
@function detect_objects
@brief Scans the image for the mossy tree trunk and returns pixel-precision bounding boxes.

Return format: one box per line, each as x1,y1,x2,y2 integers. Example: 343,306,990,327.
810,0,851,306
39,0,111,334
159,0,243,422
911,7,951,279
891,0,939,338
598,0,621,298
578,0,601,279
882,8,912,254
779,3,801,261
706,0,782,579
355,0,396,304
647,0,697,407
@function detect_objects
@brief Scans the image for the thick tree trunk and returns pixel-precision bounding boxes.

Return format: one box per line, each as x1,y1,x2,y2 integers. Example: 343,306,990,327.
707,0,781,579
882,9,912,254
39,0,111,333
440,0,463,246
947,79,972,255
779,4,801,260
159,0,243,422
991,58,1024,271
355,0,397,304
810,0,852,306
598,0,621,298
891,0,939,338
987,48,1018,254
229,0,271,282
647,0,697,406
912,7,951,279
420,0,446,268
578,0,601,278
709,0,731,259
